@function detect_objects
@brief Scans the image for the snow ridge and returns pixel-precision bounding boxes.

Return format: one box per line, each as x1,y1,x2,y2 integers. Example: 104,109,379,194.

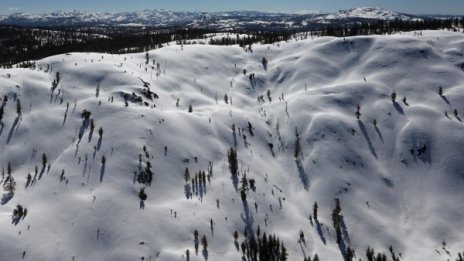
0,7,423,27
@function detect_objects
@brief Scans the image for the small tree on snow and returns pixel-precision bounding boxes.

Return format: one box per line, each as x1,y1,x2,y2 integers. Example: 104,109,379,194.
391,91,397,102
227,148,238,176
42,153,47,169
184,167,190,183
355,104,361,120
313,202,318,220
3,162,16,194
139,188,147,200
201,235,208,251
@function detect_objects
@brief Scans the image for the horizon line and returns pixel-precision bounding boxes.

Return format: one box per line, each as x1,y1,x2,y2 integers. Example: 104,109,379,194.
0,7,461,17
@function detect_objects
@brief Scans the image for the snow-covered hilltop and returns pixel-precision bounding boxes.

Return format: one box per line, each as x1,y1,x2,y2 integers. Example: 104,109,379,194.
1,30,464,261
0,7,425,27
316,7,420,21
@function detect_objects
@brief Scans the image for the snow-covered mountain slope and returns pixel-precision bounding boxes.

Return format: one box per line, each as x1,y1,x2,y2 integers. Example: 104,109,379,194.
0,7,424,27
1,30,464,261
316,7,419,21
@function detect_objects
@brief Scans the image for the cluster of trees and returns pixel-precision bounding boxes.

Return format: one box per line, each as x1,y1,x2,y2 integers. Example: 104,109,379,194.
0,26,213,67
208,31,292,48
137,148,153,185
12,204,27,220
193,229,209,255
2,162,16,194
1,16,462,67
366,245,401,261
321,18,462,37
239,232,288,261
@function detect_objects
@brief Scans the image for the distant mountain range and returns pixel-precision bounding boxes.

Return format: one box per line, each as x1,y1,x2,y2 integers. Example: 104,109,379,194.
0,7,447,28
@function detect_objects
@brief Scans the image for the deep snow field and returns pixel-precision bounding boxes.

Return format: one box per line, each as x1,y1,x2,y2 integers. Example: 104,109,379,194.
1,30,464,261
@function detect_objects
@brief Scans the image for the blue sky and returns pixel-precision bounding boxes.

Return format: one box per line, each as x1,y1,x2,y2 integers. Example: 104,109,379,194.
1,0,463,15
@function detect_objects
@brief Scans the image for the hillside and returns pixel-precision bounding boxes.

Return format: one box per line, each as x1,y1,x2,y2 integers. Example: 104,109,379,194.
1,30,464,261
0,7,423,27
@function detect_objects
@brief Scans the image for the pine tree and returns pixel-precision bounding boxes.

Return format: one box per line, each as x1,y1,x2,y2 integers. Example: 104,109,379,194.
184,167,190,183
138,188,147,200
42,153,47,169
280,243,288,261
438,86,443,96
240,189,247,202
233,230,239,241
391,91,397,102
332,198,342,244
228,148,238,176
201,235,208,251
0,106,3,121
313,202,318,220
188,104,193,113
96,83,100,98
355,104,361,120
347,247,355,261
3,162,16,194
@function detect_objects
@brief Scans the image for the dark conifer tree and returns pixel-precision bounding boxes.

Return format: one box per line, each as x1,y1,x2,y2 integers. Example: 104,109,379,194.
313,202,318,220
391,91,397,102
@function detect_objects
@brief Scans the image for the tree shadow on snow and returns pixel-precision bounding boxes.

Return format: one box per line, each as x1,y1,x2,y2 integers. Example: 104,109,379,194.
241,200,254,237
315,220,326,245
1,193,13,205
88,127,94,143
295,158,309,190
97,136,103,151
6,117,20,144
340,215,351,245
78,118,90,143
100,164,105,183
374,126,384,143
38,165,46,180
299,242,307,259
231,174,239,192
393,102,404,115
184,184,192,199
202,248,208,261
441,95,451,105
358,121,377,158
